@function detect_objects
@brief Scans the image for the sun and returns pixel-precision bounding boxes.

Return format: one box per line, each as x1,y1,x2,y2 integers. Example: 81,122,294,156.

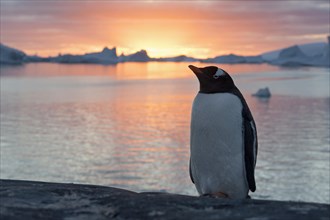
112,19,198,58
119,34,184,58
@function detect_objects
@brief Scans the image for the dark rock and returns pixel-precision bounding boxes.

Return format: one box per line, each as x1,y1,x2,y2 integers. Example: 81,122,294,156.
1,179,329,220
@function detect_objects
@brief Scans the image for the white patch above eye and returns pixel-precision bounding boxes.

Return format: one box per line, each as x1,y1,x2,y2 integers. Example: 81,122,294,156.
213,69,225,79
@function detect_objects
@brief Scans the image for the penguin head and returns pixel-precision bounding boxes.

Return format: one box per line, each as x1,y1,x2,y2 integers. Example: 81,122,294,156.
188,65,235,93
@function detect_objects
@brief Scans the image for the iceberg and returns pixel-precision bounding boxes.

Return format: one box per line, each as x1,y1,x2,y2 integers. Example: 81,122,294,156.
23,55,50,62
270,45,309,66
313,36,330,67
263,37,330,67
202,54,264,64
244,55,264,64
83,47,118,64
262,43,327,61
202,54,246,64
299,42,328,57
153,55,198,62
261,50,281,62
119,50,150,62
51,47,118,64
252,87,271,98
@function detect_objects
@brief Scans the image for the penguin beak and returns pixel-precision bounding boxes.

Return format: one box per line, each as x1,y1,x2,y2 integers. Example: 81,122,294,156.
188,65,203,75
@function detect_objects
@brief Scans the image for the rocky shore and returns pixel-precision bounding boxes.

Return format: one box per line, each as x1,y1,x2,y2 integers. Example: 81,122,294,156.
0,179,329,220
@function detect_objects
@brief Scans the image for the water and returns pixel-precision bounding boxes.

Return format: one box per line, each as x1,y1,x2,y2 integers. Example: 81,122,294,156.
1,62,329,204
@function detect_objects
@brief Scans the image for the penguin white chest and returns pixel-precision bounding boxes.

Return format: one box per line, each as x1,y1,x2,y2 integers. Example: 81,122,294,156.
190,93,248,198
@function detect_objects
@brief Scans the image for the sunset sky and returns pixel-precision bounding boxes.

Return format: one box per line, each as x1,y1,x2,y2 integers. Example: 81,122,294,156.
0,0,329,58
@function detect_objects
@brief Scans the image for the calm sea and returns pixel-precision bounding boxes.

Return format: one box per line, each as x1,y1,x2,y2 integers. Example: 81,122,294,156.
1,62,329,204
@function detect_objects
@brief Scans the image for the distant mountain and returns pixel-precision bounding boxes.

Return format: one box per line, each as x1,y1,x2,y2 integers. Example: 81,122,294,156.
299,42,328,57
0,43,26,64
202,54,264,64
119,50,150,62
261,50,281,62
51,48,151,64
1,35,329,67
153,55,198,62
261,42,327,61
262,42,328,61
203,54,246,64
83,47,118,63
264,39,330,67
270,45,308,66
23,55,50,62
244,55,264,64
51,47,118,64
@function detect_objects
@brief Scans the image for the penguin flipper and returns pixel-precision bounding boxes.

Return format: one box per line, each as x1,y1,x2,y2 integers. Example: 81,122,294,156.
244,118,257,192
189,158,195,183
231,87,258,192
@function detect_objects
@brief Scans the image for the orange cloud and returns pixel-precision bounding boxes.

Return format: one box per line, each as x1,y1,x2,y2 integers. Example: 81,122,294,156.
1,1,329,58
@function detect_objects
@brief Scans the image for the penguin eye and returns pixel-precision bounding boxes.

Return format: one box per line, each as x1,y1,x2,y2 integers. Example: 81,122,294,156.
213,69,224,79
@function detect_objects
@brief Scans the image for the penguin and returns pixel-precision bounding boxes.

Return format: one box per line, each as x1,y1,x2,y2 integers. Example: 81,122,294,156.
188,65,257,199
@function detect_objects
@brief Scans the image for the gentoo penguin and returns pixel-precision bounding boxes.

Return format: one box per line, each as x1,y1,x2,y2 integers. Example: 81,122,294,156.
188,65,257,199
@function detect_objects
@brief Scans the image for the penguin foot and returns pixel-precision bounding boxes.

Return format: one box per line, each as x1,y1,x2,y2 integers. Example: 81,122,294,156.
202,192,228,198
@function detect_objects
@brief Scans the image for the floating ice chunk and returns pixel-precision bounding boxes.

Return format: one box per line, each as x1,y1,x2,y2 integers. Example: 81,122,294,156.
252,87,271,98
